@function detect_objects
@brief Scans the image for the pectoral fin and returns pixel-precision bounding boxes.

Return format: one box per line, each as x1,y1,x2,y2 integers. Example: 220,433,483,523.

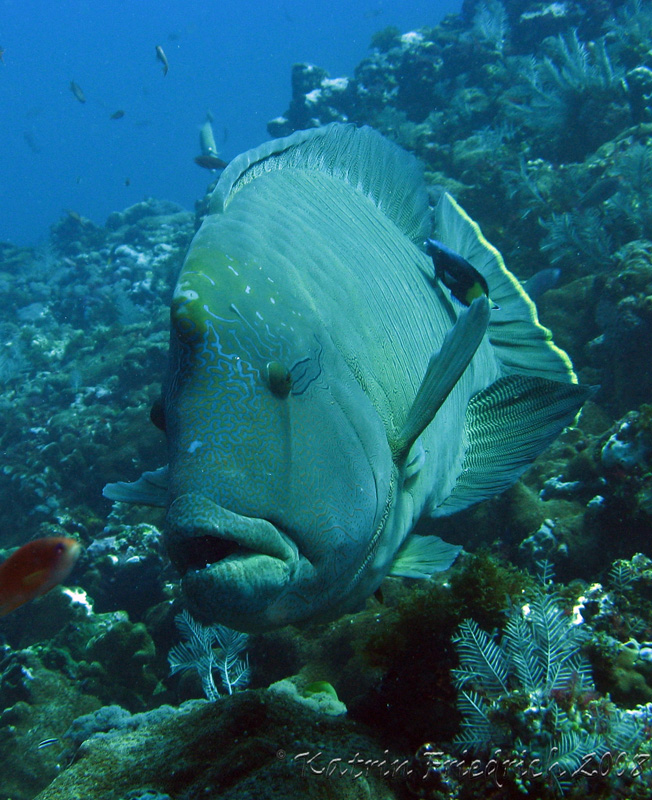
394,296,490,461
103,466,168,507
22,569,48,589
389,534,462,578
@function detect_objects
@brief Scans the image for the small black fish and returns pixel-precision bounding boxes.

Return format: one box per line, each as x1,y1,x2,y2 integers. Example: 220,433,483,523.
194,154,228,171
69,80,86,103
110,109,125,120
425,238,497,308
155,45,169,76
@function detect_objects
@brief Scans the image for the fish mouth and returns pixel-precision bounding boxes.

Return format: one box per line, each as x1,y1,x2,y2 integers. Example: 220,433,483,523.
164,492,303,630
165,492,300,578
179,534,248,571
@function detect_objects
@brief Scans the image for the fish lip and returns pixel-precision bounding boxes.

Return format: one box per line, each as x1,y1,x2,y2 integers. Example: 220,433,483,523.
180,552,297,632
165,493,299,576
173,527,294,575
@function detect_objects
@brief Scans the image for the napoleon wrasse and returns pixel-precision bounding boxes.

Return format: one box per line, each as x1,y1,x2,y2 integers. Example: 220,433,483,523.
105,124,591,632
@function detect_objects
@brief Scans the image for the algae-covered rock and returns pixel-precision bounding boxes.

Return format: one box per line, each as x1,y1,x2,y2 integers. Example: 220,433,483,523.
35,691,401,800
269,676,347,716
0,192,190,545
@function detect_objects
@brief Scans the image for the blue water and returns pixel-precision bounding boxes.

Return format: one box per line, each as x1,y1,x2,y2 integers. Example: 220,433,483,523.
0,0,461,246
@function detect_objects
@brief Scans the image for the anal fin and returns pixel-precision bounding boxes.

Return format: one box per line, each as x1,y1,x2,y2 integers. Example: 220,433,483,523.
389,534,462,579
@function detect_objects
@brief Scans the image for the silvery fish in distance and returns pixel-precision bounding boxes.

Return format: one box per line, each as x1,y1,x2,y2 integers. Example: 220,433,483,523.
104,124,592,632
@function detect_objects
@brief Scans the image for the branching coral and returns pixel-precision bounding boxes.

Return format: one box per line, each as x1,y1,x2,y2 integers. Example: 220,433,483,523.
604,143,652,240
540,208,615,274
471,0,509,56
451,564,649,794
603,0,652,69
537,140,652,276
506,30,627,161
168,610,250,699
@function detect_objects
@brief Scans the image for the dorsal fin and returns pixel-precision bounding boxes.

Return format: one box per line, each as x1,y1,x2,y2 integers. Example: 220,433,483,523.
434,193,577,383
211,123,431,244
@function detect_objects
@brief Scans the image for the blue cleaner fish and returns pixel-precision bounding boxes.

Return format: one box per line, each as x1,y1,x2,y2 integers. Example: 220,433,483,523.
104,124,592,632
37,738,59,750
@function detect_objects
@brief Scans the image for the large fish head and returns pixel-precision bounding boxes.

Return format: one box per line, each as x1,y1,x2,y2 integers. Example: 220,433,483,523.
163,237,393,631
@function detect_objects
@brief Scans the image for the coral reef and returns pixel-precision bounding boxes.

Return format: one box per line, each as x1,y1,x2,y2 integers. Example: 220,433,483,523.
0,198,191,550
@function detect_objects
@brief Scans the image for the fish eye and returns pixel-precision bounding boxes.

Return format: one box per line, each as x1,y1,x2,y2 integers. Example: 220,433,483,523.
266,361,292,398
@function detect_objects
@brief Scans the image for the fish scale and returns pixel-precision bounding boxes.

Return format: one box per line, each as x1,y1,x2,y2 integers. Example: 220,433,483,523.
211,168,472,433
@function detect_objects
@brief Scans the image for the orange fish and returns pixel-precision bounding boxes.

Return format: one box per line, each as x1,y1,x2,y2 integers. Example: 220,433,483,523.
0,537,82,616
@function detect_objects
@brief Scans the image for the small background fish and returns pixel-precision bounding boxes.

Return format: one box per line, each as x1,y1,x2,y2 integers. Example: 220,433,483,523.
155,45,169,76
69,80,86,103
